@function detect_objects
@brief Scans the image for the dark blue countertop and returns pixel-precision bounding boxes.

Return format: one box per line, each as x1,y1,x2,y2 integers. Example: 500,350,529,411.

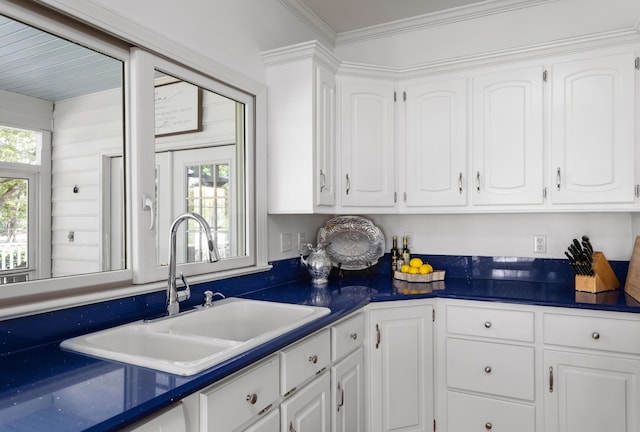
1,255,639,432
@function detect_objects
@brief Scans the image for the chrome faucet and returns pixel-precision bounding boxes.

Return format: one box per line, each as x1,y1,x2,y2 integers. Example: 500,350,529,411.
167,212,220,316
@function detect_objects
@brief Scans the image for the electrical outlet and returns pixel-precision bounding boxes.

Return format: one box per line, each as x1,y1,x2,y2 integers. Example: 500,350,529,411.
297,232,306,252
280,233,293,253
534,235,547,253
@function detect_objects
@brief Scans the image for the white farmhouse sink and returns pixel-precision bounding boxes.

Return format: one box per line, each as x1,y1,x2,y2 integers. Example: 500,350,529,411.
61,298,330,376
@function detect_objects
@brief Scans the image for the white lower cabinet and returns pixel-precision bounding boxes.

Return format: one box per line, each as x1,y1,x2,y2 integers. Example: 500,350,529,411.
440,301,537,432
331,347,364,432
366,301,434,432
148,301,640,432
543,311,640,432
281,371,331,432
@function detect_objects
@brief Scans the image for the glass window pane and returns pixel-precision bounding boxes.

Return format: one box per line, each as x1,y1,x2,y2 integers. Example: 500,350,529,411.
0,177,29,283
0,126,40,165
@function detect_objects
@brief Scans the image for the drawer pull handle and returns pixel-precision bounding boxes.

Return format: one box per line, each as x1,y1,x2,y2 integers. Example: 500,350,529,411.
337,382,345,412
484,321,492,329
484,366,492,374
592,332,600,340
246,393,258,405
350,333,358,340
376,324,381,349
309,355,318,364
290,422,296,432
549,366,554,393
485,422,493,430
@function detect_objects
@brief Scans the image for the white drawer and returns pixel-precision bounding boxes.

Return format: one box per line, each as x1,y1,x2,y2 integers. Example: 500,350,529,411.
331,312,364,361
446,338,535,400
544,313,640,355
280,329,331,395
200,355,279,432
447,391,535,432
446,305,535,342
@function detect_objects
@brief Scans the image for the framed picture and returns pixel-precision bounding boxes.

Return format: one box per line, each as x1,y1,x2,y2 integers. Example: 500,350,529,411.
154,81,202,137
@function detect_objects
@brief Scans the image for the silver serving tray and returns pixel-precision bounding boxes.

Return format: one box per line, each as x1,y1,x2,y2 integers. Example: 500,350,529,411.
318,216,385,270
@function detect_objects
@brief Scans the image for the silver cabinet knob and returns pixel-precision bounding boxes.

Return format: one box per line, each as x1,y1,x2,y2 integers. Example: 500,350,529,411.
592,332,600,340
349,333,358,340
486,422,493,430
246,393,257,405
308,355,318,364
484,366,492,374
484,321,492,329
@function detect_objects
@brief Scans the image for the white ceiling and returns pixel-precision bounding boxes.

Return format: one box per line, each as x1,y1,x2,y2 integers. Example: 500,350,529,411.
298,0,490,33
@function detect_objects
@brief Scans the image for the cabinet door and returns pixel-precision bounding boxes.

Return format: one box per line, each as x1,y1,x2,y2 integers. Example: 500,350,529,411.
339,78,396,207
472,66,544,205
368,303,434,432
404,78,467,207
545,350,640,432
315,63,336,207
331,347,364,432
281,371,330,432
550,52,635,204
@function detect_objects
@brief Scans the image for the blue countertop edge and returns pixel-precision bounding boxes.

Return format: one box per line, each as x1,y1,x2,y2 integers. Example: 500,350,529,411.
1,254,638,431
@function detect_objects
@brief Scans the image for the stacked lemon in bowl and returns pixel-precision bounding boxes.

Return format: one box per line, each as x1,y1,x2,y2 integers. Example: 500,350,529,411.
395,257,443,283
399,257,433,275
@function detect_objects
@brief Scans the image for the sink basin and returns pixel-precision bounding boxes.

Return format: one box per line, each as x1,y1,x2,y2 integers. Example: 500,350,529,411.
61,298,330,376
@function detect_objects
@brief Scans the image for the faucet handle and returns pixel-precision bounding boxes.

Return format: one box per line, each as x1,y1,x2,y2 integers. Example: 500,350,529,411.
177,272,191,302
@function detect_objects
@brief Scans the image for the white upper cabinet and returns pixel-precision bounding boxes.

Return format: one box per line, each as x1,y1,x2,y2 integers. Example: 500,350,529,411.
263,41,338,214
472,65,545,206
550,51,636,205
402,77,467,208
338,77,396,208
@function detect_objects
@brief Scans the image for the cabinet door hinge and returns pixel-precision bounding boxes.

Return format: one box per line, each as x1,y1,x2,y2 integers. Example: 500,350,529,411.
635,57,640,70
543,70,548,82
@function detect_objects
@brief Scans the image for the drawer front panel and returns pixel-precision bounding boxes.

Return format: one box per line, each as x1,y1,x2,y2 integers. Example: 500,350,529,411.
447,391,535,432
201,355,279,432
446,305,534,342
331,312,364,361
544,313,640,355
446,338,535,400
281,329,331,395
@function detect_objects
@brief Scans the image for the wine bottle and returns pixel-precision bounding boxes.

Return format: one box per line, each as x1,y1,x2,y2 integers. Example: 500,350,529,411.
390,236,399,272
402,235,410,263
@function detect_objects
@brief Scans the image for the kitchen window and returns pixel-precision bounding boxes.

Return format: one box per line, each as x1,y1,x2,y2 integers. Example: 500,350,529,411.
0,2,267,312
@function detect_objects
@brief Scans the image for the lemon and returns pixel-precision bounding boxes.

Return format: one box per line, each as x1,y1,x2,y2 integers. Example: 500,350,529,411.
400,264,410,273
419,263,433,274
408,267,419,274
409,257,423,268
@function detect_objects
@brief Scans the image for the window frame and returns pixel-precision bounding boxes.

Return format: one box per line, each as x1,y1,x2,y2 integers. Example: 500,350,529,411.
0,1,269,316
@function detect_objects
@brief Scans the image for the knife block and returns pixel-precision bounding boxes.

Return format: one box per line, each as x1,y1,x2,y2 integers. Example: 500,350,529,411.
575,252,619,293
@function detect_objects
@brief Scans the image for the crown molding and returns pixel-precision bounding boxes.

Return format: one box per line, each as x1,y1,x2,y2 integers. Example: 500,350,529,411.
275,0,336,48
262,40,340,72
335,0,557,47
337,27,640,79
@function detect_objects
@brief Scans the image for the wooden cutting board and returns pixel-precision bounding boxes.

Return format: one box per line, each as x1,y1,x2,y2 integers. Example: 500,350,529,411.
625,236,640,302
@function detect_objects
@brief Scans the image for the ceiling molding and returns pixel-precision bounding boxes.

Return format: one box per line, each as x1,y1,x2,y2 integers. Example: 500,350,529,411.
337,27,640,79
335,0,558,46
275,0,336,48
